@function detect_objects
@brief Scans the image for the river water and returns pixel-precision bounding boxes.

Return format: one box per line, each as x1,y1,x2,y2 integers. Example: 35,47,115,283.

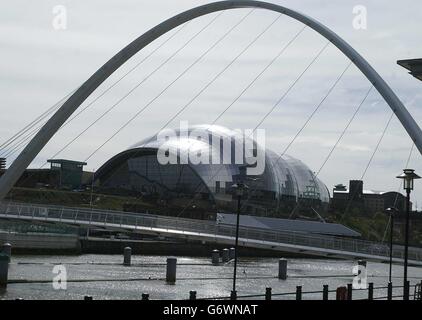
1,255,422,300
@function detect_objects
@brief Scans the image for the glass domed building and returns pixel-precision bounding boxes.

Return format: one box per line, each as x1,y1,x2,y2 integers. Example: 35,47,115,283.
95,125,330,219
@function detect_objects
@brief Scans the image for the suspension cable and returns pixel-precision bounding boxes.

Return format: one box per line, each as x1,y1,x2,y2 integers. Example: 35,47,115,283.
88,13,305,216
381,142,415,243
62,22,191,129
97,20,308,216
360,112,394,179
252,41,330,133
238,60,353,214
176,40,331,217
1,122,44,159
2,23,190,161
318,86,374,177
146,13,286,141
6,14,223,198
280,61,353,158
393,142,415,207
0,106,57,155
287,84,374,219
204,59,353,217
83,11,260,162
0,89,76,155
91,13,292,210
341,107,395,221
23,10,255,203
2,123,44,159
165,25,307,130
38,11,226,169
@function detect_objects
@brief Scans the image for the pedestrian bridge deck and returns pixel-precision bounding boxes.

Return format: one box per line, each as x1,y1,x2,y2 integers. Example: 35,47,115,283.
1,202,422,266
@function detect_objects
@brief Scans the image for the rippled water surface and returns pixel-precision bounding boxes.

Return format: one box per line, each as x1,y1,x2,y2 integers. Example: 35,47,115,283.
1,255,421,300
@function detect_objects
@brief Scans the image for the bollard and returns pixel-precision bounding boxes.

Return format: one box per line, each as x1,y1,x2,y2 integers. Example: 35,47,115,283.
211,249,219,265
278,258,287,280
230,290,237,300
387,282,393,300
347,283,353,300
222,248,230,263
336,286,347,300
0,254,9,288
142,293,149,300
84,296,93,301
265,287,272,300
296,286,302,300
123,247,132,266
189,291,197,300
229,248,235,260
368,282,373,300
323,285,329,300
166,257,177,284
1,243,11,262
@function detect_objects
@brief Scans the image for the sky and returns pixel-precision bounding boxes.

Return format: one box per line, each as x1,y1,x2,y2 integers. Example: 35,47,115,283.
1,0,422,207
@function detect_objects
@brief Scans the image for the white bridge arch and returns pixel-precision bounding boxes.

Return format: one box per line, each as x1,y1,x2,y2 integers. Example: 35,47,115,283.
0,0,421,200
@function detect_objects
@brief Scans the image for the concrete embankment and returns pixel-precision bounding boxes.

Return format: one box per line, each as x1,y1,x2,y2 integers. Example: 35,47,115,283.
0,232,311,257
0,232,81,254
80,237,310,258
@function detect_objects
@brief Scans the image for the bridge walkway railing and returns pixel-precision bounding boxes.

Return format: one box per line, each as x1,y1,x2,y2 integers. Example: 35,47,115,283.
1,201,422,261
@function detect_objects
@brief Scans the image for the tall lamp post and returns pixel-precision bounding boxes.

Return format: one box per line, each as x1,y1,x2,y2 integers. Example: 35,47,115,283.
385,207,398,283
231,182,248,300
396,168,421,299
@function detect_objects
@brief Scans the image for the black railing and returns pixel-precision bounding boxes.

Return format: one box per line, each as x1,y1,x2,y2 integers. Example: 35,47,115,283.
188,280,422,301
76,281,422,300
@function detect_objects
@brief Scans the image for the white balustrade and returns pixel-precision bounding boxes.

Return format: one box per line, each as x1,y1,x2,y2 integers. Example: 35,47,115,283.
1,201,421,262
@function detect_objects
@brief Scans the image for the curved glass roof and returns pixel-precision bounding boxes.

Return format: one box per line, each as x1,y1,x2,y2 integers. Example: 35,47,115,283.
119,124,330,207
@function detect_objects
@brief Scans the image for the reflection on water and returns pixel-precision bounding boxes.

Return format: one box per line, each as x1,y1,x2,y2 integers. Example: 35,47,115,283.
1,255,421,300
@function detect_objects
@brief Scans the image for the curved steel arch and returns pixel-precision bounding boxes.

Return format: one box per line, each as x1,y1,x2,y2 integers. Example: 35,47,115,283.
1,0,421,200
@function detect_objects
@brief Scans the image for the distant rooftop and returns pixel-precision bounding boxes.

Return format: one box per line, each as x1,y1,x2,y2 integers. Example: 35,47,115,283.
334,188,393,195
47,159,87,165
217,213,361,238
397,58,422,81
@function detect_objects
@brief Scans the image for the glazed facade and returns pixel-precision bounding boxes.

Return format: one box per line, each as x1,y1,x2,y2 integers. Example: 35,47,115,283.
96,125,330,217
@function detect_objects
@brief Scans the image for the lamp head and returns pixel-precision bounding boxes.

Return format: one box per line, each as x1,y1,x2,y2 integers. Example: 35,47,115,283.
396,169,421,191
231,182,249,197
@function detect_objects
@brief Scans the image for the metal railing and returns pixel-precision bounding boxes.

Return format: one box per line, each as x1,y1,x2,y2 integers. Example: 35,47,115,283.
84,280,422,300
194,280,422,301
1,201,422,262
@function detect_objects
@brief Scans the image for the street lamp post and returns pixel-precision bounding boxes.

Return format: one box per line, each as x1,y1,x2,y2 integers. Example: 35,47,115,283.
231,182,248,300
396,168,421,300
385,207,398,283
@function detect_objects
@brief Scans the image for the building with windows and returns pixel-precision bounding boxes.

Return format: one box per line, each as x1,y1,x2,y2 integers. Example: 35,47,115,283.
95,125,330,219
331,180,409,214
47,159,87,190
0,158,87,190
